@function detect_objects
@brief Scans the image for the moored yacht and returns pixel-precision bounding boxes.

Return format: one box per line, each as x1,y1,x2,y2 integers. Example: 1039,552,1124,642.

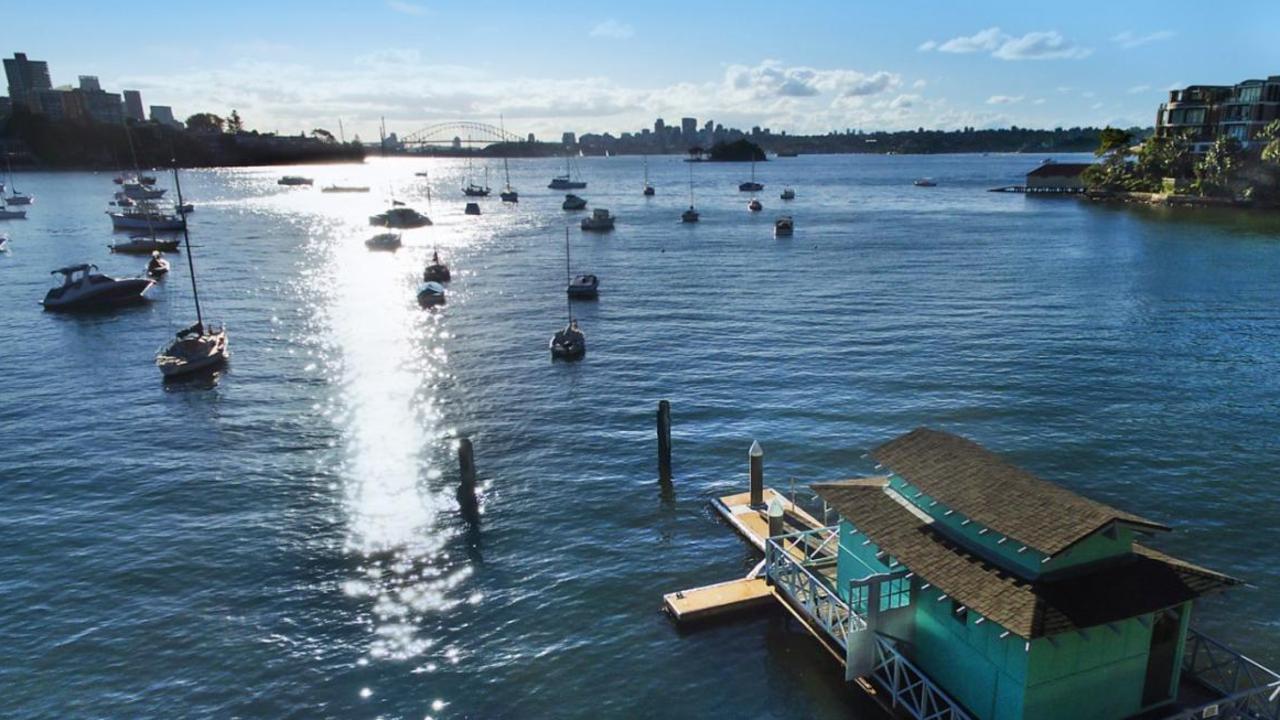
774,216,794,237
365,232,402,251
748,198,763,212
417,281,447,307
548,155,587,189
464,202,481,215
146,252,170,278
738,158,764,192
278,175,313,186
580,208,615,231
913,178,937,187
550,319,586,360
562,194,587,211
321,184,371,193
0,203,26,220
423,250,451,282
568,274,599,299
780,187,796,200
108,204,186,231
369,206,432,228
110,235,181,254
42,264,154,311
122,181,166,200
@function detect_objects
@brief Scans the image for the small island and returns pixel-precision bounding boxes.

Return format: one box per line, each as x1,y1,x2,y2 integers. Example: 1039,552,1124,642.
689,139,767,162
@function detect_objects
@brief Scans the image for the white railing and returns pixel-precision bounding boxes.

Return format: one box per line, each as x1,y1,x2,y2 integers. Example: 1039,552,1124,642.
872,636,975,720
1165,629,1280,720
765,530,866,650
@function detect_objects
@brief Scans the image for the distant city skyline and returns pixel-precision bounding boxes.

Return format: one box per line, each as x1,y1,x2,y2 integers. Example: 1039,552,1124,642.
4,0,1278,140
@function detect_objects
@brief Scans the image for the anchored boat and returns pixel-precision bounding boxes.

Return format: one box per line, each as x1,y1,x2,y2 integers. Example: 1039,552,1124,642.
581,208,615,231
41,264,154,311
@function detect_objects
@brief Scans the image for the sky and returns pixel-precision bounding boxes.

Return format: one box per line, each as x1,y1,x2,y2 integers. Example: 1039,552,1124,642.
5,0,1279,141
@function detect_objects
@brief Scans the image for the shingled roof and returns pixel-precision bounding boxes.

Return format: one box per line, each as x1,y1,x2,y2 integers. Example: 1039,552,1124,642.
871,428,1169,557
814,479,1238,639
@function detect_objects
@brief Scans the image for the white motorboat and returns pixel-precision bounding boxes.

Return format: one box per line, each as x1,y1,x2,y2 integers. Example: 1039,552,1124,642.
913,178,937,187
550,319,586,360
781,187,796,200
122,181,166,200
423,250,451,282
568,274,598,299
369,206,432,228
774,216,794,237
321,185,371,193
278,176,313,186
110,235,181,254
416,281,447,307
365,232,402,251
146,252,170,277
155,166,229,380
108,206,186,231
580,208,615,231
562,194,587,211
41,264,154,311
738,159,764,192
748,198,763,212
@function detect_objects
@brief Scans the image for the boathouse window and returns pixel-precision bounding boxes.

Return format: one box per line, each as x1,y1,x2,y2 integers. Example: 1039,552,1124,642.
880,577,911,611
950,600,968,625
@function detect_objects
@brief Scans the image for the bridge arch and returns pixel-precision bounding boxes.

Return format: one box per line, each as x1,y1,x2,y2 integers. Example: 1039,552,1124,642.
399,121,525,148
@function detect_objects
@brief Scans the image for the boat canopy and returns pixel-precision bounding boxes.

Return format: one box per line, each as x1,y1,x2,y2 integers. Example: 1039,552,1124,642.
52,264,95,275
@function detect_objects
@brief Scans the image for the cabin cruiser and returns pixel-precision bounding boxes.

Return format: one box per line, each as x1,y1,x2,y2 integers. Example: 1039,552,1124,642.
365,232,402,251
580,208,615,231
463,182,490,197
550,319,586,360
681,207,700,223
108,205,186,231
176,202,195,214
369,206,432,228
110,235,181,254
41,264,154,311
780,188,796,200
156,321,229,378
416,281,446,307
122,181,166,200
464,202,481,215
748,198,763,212
567,273,599,299
423,251,451,282
774,216,794,237
321,185,371,193
562,194,587,211
913,178,937,187
278,176,313,186
146,252,170,277
114,173,157,185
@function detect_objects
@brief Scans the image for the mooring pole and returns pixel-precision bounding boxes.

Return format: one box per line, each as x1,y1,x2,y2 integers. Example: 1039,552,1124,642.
749,440,764,509
657,400,672,483
767,497,785,538
457,437,479,523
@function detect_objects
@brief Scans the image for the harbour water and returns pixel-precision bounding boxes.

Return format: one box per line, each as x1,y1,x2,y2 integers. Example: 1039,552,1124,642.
1,154,1278,719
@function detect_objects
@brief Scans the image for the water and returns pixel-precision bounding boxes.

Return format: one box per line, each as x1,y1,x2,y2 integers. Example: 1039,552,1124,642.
1,154,1278,719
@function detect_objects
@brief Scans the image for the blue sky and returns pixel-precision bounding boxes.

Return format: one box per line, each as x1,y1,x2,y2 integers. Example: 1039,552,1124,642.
6,0,1278,140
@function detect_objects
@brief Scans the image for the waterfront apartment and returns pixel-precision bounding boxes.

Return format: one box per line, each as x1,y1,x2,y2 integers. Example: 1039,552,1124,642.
1156,76,1280,151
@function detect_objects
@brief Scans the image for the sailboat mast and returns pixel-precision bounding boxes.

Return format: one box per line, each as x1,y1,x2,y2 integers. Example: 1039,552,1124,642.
122,120,157,240
564,227,572,325
172,166,204,328
500,114,512,188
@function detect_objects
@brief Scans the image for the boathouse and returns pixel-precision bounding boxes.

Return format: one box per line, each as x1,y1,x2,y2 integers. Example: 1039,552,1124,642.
756,428,1274,720
1024,162,1091,192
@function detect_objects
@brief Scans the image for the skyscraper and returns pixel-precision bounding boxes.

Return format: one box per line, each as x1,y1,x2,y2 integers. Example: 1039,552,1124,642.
4,52,52,111
123,90,145,122
681,117,697,139
78,75,102,93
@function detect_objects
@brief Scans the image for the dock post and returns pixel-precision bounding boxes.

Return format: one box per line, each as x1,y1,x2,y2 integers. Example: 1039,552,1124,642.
749,440,764,509
657,400,672,483
457,437,479,524
767,497,785,538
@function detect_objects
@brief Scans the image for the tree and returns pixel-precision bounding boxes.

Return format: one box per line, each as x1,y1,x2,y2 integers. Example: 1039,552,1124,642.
1132,132,1193,190
311,128,336,143
1095,126,1133,157
185,113,224,133
1194,135,1243,197
227,109,244,133
1260,119,1280,164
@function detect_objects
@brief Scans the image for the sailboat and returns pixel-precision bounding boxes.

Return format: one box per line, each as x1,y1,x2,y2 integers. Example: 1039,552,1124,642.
155,166,229,379
738,158,763,192
548,155,587,190
462,141,490,196
682,164,699,223
4,153,33,205
499,115,518,202
642,156,655,196
550,227,587,360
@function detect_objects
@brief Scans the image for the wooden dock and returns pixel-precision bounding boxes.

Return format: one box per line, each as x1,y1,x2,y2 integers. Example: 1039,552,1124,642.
662,487,831,623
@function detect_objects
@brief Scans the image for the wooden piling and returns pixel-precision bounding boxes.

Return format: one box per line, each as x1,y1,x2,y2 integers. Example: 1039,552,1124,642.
767,497,785,538
657,400,672,483
457,437,479,523
749,440,764,508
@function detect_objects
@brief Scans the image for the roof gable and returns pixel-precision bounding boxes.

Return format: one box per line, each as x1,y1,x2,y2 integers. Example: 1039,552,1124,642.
871,428,1168,557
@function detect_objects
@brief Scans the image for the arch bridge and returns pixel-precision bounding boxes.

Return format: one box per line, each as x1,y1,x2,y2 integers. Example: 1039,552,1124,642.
399,121,525,149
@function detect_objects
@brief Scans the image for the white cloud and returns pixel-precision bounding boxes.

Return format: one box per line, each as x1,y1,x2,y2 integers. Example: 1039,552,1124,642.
1111,30,1175,49
922,27,1090,61
986,95,1024,105
589,19,634,39
1127,84,1151,95
386,0,426,15
723,60,899,101
912,79,927,89
1032,98,1046,105
1091,101,1104,110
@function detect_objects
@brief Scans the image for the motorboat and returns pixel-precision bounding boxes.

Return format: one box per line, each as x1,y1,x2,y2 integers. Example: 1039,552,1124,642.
110,235,181,254
369,206,432,228
550,319,586,360
562,194,587,211
748,198,763,212
567,274,598,299
278,176,313,186
738,159,763,192
465,202,481,215
781,188,796,200
500,188,519,202
146,252,170,278
365,232,402,251
913,178,937,187
108,206,186,231
580,208,615,231
138,174,157,186
776,151,799,158
122,181,165,200
774,216,794,237
416,281,446,307
321,185,371,193
548,155,587,189
41,264,154,311
155,166,230,380
682,207,700,223
0,205,26,220
423,250,451,282
176,202,195,214
414,171,431,177
156,322,229,378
